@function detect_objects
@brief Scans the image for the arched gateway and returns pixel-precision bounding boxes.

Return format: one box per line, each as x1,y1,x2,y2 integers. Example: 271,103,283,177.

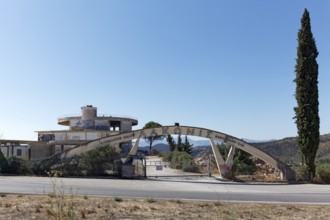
59,125,296,181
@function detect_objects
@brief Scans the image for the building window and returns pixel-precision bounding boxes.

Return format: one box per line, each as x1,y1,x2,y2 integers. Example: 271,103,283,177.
17,149,22,156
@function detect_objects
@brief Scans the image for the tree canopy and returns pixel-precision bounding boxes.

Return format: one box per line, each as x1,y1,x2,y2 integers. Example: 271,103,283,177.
143,121,164,150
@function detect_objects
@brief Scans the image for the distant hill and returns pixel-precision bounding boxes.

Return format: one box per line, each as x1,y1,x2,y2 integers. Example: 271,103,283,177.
139,143,169,152
137,133,330,165
252,133,330,164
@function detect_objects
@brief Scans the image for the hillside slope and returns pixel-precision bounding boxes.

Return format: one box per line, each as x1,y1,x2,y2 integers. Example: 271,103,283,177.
252,133,330,164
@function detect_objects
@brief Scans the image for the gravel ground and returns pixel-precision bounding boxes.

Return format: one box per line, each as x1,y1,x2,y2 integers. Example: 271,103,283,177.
0,194,330,219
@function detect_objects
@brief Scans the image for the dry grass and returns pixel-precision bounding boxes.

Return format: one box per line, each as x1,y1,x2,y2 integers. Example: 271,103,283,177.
0,194,329,219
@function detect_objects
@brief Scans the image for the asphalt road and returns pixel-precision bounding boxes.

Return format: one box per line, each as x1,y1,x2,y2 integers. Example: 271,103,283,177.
0,176,329,205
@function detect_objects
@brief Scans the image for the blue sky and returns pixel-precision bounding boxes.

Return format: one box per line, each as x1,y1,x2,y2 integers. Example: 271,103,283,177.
0,1,329,141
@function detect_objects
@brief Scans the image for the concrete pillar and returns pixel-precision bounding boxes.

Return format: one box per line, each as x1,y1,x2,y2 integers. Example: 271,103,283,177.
207,155,211,177
209,139,225,177
129,138,140,156
226,146,236,167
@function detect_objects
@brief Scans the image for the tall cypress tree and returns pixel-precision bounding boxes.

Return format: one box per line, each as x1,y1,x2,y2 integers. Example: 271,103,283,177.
183,135,193,155
294,8,320,180
176,134,182,151
166,135,176,152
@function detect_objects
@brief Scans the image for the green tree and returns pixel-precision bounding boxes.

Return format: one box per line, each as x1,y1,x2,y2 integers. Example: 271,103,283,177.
294,9,320,180
183,135,193,155
143,121,164,150
80,145,118,175
166,135,176,152
176,134,182,151
170,151,199,173
232,149,256,175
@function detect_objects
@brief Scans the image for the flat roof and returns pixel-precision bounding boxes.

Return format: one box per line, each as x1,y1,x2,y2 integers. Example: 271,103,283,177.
57,115,138,126
0,139,46,144
35,130,119,134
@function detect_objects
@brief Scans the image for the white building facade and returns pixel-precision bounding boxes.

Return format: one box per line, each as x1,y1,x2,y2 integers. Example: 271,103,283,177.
31,105,138,159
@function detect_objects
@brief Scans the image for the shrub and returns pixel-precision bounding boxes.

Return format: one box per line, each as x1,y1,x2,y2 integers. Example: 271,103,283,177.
217,145,256,176
6,157,33,175
170,151,199,173
232,150,256,175
162,152,173,162
37,145,120,177
114,197,123,202
182,162,199,173
0,151,9,172
146,197,156,203
293,165,309,181
78,145,119,176
315,164,330,183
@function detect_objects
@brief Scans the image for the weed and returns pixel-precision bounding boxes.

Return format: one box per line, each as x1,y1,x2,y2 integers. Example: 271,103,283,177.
214,201,222,206
46,208,54,216
35,207,41,213
114,197,123,202
146,197,156,203
199,203,210,208
46,174,79,219
83,195,89,200
132,205,140,211
174,199,182,204
81,209,86,219
0,194,6,197
87,208,96,214
47,192,56,198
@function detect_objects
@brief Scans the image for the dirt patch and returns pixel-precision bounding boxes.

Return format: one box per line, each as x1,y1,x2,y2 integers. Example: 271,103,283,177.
0,194,329,219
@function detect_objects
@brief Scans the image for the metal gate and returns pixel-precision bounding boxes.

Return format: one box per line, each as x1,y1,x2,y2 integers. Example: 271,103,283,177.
145,157,208,178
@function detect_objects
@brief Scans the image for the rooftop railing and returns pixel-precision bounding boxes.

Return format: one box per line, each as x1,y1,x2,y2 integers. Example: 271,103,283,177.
57,113,138,121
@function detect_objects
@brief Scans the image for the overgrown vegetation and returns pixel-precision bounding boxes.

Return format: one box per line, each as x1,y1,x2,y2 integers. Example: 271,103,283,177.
162,134,199,172
0,145,121,177
315,164,330,183
173,151,199,172
0,156,33,175
253,134,330,183
44,145,120,177
217,144,256,177
163,150,200,173
294,163,330,184
75,144,120,176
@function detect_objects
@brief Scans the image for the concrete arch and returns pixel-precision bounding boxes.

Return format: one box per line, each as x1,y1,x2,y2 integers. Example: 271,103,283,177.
58,125,296,180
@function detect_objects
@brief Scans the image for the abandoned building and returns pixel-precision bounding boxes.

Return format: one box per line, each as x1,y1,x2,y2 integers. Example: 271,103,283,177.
0,105,138,160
